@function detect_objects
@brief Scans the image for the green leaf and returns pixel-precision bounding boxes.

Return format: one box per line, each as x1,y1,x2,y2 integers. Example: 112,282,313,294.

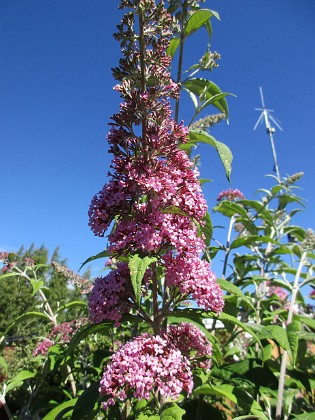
193,384,268,419
217,278,255,310
71,382,100,419
220,313,263,350
230,235,278,250
66,322,112,356
287,321,302,366
129,254,157,308
183,78,231,117
6,370,36,393
291,413,315,419
185,9,217,38
0,272,19,280
4,311,51,336
193,383,237,403
201,211,212,247
249,324,292,358
166,37,180,58
79,249,109,271
188,129,232,181
183,87,198,110
214,201,249,218
0,356,8,372
30,278,44,296
42,398,78,420
294,315,315,330
160,402,185,420
56,301,87,314
299,331,315,342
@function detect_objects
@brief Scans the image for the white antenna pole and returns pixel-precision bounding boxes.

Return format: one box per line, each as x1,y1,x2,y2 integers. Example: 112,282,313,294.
254,86,282,180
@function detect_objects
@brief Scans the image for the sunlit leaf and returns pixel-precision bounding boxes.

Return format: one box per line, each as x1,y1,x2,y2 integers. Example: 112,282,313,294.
166,37,180,58
287,321,301,366
185,9,217,38
217,278,254,310
183,78,231,117
188,129,232,181
213,201,248,218
6,370,36,393
160,402,185,419
42,398,78,420
129,254,157,308
30,278,44,296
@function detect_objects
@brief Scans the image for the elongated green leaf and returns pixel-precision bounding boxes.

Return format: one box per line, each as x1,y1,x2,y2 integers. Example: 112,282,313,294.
294,315,315,330
291,413,315,420
213,201,249,218
4,311,51,336
200,92,231,113
202,211,212,246
230,235,278,250
182,87,199,109
183,78,231,117
6,370,36,393
129,254,157,308
185,10,216,37
79,249,109,271
220,314,263,349
0,272,19,280
71,382,100,420
299,331,315,342
287,321,301,366
193,384,268,419
42,398,78,420
166,37,180,58
56,301,87,314
160,402,185,419
66,322,112,356
217,278,254,310
193,383,237,403
188,129,232,181
0,356,8,371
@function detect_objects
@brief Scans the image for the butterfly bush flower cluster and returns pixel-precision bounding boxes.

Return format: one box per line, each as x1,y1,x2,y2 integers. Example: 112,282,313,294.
52,261,93,294
266,281,288,302
33,319,87,356
217,188,245,202
87,0,223,408
100,332,194,409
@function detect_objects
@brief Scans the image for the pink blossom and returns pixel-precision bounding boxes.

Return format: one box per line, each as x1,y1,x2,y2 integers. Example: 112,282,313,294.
217,188,245,202
164,253,224,314
167,323,212,370
88,263,134,326
33,319,87,356
33,339,53,356
99,333,193,409
267,282,289,301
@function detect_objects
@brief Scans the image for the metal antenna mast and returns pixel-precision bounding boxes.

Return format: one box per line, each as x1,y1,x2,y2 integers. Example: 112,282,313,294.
254,86,282,179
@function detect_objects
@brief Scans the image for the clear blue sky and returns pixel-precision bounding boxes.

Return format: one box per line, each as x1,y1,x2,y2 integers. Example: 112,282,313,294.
1,1,315,275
